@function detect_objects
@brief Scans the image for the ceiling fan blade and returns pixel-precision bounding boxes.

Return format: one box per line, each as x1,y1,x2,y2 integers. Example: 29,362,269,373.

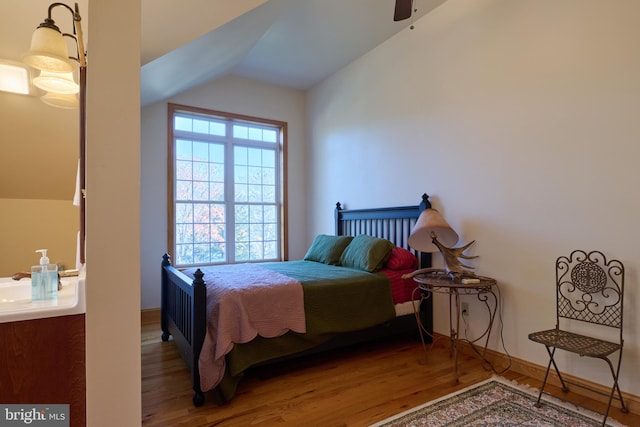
394,0,413,21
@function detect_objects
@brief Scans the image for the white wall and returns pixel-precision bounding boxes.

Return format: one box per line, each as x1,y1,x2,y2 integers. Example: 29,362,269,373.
307,0,640,396
0,199,78,276
86,0,141,425
140,75,307,309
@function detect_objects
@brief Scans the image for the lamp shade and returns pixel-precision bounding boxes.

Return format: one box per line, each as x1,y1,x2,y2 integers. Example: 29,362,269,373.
407,208,459,253
23,26,76,73
33,70,79,94
41,91,79,109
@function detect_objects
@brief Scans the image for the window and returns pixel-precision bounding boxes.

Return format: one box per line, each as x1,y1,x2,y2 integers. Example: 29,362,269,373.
168,104,287,267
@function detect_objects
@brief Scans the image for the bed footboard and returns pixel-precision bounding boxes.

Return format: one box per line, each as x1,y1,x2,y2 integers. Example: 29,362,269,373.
161,254,207,406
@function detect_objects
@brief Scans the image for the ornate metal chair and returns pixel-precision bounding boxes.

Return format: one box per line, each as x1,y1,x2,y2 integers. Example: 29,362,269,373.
528,250,628,426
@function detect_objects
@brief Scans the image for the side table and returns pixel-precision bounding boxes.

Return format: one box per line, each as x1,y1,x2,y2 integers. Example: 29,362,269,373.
411,270,498,383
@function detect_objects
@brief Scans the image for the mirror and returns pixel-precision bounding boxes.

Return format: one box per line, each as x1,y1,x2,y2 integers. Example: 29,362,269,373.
0,0,83,276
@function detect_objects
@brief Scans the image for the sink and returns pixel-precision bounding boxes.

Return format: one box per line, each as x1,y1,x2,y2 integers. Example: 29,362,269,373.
0,267,86,323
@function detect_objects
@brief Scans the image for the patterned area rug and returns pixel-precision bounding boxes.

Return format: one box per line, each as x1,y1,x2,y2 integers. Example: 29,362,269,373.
370,376,626,427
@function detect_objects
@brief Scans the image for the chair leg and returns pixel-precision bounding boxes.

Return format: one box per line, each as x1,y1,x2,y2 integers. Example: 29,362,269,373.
542,345,570,392
615,382,629,414
536,346,556,407
600,353,628,426
600,360,617,427
544,345,570,392
536,345,627,427
612,350,629,414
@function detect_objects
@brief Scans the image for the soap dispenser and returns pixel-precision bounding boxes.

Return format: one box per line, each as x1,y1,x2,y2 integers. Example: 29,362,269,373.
31,249,58,302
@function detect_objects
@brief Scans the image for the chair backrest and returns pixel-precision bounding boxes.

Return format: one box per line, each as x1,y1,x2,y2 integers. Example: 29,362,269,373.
555,250,624,332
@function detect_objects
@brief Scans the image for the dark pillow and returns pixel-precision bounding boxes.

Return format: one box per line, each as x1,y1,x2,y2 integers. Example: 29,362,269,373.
339,235,394,272
385,247,418,270
304,235,354,265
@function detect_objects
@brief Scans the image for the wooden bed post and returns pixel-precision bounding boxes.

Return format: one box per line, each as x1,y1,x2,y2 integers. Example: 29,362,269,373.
419,193,432,211
334,202,343,235
161,253,171,342
417,193,433,269
191,268,207,407
416,193,434,339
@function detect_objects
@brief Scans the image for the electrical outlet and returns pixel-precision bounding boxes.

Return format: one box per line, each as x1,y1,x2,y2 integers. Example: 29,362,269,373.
461,302,470,316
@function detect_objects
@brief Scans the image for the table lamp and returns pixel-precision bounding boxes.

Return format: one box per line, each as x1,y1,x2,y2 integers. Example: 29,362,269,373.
408,206,477,277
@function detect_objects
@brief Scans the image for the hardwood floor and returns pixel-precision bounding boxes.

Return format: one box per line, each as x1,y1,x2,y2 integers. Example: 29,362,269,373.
142,311,638,426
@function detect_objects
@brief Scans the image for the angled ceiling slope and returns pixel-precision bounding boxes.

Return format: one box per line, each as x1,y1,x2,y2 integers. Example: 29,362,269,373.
141,0,447,106
141,0,268,65
232,0,445,89
141,0,290,106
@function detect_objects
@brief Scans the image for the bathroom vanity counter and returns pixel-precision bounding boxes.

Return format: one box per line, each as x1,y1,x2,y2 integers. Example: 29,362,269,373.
0,269,86,426
0,269,86,323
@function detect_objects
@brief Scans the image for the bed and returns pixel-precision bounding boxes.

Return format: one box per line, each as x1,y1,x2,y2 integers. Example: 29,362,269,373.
160,194,434,406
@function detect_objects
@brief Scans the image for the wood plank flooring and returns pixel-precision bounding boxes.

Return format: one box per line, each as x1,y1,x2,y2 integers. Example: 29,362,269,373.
142,311,638,426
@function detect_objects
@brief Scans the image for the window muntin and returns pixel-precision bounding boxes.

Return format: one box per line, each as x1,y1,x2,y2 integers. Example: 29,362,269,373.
169,105,285,267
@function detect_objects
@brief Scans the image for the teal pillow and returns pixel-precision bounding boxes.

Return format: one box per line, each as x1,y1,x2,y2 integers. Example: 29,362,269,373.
339,235,394,272
304,235,354,265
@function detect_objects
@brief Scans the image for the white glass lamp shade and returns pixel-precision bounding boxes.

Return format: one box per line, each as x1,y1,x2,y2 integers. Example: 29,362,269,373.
41,92,79,109
407,208,459,253
23,26,76,73
33,70,79,94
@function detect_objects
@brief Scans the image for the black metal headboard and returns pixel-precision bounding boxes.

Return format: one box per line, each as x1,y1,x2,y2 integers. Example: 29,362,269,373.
334,193,432,269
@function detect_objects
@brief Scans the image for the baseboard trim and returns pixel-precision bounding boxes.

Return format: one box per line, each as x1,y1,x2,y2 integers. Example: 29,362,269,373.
435,332,639,415
141,307,160,326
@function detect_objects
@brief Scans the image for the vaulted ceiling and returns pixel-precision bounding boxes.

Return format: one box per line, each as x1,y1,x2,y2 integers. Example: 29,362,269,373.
140,0,447,104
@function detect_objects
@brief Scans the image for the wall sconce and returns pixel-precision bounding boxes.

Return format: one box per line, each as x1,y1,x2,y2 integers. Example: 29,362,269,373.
33,70,80,94
24,2,87,265
41,91,80,109
407,196,477,278
23,2,86,108
34,70,80,108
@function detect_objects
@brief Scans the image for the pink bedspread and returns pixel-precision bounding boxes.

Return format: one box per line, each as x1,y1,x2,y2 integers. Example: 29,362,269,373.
190,264,306,392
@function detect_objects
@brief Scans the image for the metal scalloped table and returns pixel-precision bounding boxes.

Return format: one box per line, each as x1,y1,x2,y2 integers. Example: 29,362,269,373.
412,270,498,383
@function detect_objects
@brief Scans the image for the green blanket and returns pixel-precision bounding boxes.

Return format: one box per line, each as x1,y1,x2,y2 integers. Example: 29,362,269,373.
263,260,395,333
211,260,395,403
